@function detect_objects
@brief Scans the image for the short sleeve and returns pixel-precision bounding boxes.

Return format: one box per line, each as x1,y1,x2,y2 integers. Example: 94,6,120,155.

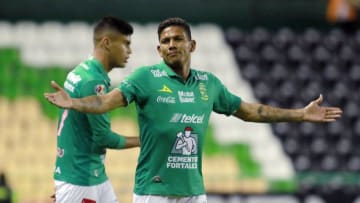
79,80,126,149
211,74,242,116
117,67,148,106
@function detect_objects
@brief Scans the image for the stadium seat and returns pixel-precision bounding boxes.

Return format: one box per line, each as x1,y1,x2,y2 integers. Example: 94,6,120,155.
304,195,326,203
235,45,255,65
310,137,327,157
349,64,360,83
207,196,226,203
339,44,355,65
246,195,299,203
320,154,339,171
225,27,245,48
0,21,14,46
346,155,360,172
261,44,280,65
253,81,272,102
323,28,346,52
287,44,307,65
295,63,314,84
300,28,322,51
226,26,360,198
273,27,296,51
323,63,340,84
278,81,297,106
283,136,301,158
335,137,352,157
269,63,289,84
313,45,331,68
248,27,271,51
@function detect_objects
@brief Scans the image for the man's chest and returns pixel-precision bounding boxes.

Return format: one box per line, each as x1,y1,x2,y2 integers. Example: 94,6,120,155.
146,78,213,113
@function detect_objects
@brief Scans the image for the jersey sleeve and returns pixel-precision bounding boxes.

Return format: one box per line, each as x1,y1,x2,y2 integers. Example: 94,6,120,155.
211,74,242,116
80,80,126,149
117,67,148,105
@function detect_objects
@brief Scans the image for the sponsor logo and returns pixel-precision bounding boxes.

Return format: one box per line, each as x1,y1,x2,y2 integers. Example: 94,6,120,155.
94,84,106,96
151,69,168,77
64,81,74,92
57,147,64,158
67,72,82,84
196,73,208,81
55,166,61,174
178,91,195,103
167,156,198,169
170,113,204,124
79,62,90,70
159,85,172,93
199,82,209,101
156,96,176,104
122,80,132,88
167,126,198,169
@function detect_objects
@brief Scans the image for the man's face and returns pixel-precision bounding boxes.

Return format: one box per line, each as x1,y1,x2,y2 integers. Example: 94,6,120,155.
108,34,131,68
157,26,195,67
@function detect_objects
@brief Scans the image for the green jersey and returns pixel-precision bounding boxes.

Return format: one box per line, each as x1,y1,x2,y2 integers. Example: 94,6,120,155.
55,57,126,186
119,61,241,196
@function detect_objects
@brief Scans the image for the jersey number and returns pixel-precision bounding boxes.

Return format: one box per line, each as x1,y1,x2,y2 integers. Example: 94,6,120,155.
57,109,68,136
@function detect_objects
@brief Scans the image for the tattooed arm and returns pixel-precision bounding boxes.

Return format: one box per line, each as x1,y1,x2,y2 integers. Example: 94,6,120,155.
233,95,342,123
44,81,127,113
72,89,126,113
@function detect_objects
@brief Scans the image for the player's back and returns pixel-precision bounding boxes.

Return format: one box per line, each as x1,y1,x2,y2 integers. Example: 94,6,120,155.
54,58,110,186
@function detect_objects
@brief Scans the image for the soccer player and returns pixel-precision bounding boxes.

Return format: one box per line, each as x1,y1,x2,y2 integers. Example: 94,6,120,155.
45,17,342,203
52,16,139,203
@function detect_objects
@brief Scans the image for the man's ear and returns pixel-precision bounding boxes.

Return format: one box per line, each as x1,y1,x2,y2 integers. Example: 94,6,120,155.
99,37,111,50
157,45,163,57
190,40,196,52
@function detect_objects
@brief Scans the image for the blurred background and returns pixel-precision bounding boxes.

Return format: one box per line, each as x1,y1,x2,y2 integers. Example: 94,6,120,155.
0,0,360,202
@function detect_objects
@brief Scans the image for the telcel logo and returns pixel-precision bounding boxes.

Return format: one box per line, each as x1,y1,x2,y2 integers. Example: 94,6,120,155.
170,113,204,124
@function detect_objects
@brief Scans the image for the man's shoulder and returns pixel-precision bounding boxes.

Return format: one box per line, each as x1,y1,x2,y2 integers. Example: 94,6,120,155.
69,62,104,82
129,64,164,77
191,68,211,74
65,66,105,94
191,69,217,80
136,64,162,71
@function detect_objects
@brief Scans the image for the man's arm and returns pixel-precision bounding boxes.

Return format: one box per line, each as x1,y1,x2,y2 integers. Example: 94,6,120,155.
87,113,140,149
123,136,140,148
44,81,126,113
234,95,342,122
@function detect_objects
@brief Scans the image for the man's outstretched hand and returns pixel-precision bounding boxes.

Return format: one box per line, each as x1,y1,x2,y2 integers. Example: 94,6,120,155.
44,81,72,109
303,94,342,122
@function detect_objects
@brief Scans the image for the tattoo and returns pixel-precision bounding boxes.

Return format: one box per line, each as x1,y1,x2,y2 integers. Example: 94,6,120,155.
94,96,103,108
257,105,264,118
256,105,300,122
78,95,103,113
256,105,276,122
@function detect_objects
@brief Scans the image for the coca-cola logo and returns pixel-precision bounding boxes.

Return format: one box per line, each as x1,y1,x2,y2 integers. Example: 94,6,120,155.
156,96,176,104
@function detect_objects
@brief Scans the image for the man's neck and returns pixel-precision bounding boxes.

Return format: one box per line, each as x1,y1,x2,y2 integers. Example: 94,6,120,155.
93,50,110,73
168,61,190,81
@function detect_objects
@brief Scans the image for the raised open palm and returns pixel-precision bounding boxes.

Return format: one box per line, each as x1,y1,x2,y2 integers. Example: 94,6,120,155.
303,95,342,122
44,81,72,109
